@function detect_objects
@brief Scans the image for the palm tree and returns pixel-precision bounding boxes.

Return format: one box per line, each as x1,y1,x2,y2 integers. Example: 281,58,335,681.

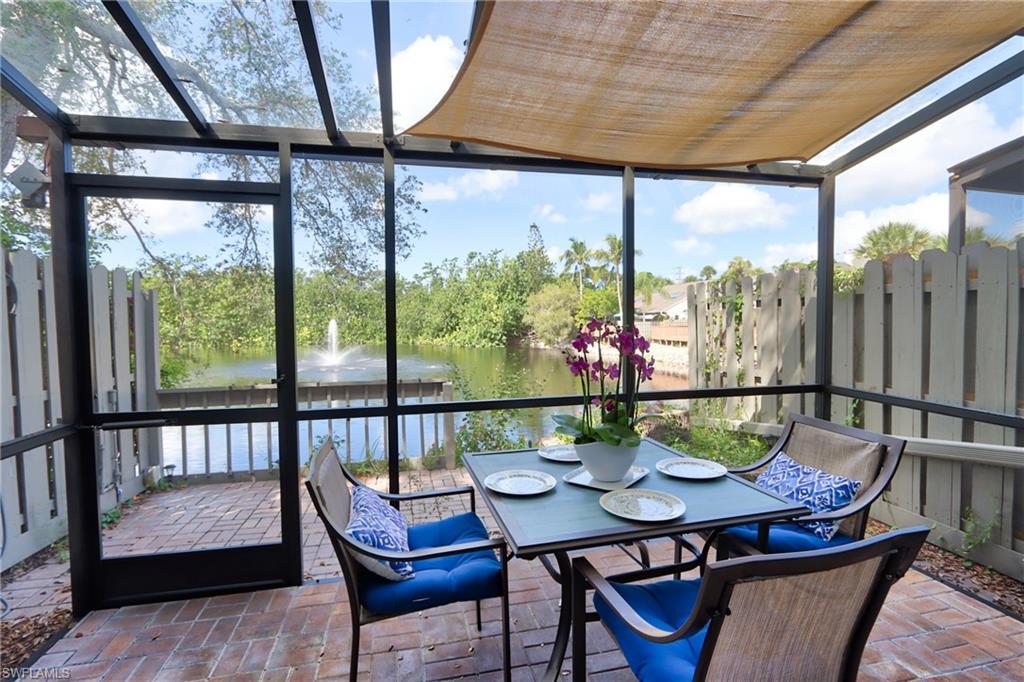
597,234,643,314
935,226,1017,251
560,238,592,301
854,222,940,261
635,271,670,306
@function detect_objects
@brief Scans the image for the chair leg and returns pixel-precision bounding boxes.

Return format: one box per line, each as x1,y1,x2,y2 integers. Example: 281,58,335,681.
350,618,360,681
571,562,587,682
475,599,482,632
673,538,683,580
500,548,511,682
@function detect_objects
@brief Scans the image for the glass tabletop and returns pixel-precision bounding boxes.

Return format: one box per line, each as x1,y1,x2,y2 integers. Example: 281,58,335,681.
463,440,808,558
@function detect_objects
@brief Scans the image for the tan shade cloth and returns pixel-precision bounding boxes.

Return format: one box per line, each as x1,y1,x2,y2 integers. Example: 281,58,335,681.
405,1,1023,169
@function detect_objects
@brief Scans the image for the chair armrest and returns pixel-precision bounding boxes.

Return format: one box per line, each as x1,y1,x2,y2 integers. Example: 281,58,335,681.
573,557,676,641
346,535,504,563
376,485,474,504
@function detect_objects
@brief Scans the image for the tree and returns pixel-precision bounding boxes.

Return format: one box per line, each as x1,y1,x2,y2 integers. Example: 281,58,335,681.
854,222,939,261
524,280,579,346
935,226,1018,251
699,265,718,280
518,223,554,294
635,271,671,305
0,0,425,379
575,287,618,326
718,257,763,287
596,234,642,316
560,238,592,301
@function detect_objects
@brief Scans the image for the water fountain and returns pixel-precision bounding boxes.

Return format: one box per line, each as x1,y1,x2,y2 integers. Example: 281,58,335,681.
327,318,339,362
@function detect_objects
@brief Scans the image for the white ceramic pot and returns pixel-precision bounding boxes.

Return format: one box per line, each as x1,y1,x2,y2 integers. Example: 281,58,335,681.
575,442,640,482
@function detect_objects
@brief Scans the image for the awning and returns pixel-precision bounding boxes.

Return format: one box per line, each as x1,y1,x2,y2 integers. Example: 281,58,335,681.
405,1,1023,169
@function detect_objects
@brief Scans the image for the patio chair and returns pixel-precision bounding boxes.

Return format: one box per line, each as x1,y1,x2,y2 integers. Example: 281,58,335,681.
305,441,511,681
572,526,929,682
674,413,906,566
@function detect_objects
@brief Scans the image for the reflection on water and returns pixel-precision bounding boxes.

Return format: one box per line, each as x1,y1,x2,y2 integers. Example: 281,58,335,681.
165,344,687,473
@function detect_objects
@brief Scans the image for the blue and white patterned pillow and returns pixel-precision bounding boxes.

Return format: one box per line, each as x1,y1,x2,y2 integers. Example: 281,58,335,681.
755,452,862,542
345,486,414,581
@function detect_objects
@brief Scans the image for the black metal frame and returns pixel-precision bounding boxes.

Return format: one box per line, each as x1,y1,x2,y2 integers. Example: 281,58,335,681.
572,526,930,682
1,0,1019,621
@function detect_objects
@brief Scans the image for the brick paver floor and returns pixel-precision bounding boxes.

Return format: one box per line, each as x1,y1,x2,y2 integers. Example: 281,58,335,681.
6,471,1024,680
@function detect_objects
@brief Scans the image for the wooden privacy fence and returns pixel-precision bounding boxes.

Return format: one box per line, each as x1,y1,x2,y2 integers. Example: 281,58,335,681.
686,242,1023,577
1,248,161,567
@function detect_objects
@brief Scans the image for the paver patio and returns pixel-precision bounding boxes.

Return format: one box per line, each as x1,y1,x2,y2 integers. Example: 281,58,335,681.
5,471,1024,680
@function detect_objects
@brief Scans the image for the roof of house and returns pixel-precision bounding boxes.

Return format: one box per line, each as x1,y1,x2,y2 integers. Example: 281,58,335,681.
635,283,689,314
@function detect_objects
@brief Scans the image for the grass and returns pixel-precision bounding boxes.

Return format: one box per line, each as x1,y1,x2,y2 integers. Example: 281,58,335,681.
648,411,772,469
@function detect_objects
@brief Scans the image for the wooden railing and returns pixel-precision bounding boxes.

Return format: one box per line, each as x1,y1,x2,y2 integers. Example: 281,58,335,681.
155,380,456,479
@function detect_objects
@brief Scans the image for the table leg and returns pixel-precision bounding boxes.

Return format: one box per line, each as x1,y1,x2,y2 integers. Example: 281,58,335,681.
537,551,573,682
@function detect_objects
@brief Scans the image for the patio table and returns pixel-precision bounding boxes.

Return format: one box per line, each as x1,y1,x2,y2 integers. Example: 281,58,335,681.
462,438,809,681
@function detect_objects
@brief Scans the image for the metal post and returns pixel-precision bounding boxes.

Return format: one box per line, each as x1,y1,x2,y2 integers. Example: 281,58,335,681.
815,175,835,420
384,145,400,492
948,178,967,254
274,142,302,584
623,166,636,396
50,132,100,616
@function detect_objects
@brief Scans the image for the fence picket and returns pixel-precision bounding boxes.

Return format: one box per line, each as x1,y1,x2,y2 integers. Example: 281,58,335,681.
803,270,817,415
756,273,778,422
42,257,66,527
964,244,1013,548
724,280,737,416
740,277,755,419
862,260,885,432
779,270,801,417
921,249,964,528
885,255,922,513
10,251,61,558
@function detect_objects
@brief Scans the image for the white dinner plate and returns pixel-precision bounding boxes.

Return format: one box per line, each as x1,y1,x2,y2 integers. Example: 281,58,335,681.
599,489,686,522
537,444,581,463
484,469,557,496
656,457,727,480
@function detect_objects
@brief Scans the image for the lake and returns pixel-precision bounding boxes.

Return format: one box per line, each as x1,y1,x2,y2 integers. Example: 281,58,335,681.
162,344,688,474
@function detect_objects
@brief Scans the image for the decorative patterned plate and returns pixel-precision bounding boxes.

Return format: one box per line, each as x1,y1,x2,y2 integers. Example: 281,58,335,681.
537,444,580,463
563,466,649,491
599,489,686,522
484,469,557,496
656,457,727,480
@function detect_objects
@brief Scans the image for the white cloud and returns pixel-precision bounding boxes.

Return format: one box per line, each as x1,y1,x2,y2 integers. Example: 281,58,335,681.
762,241,818,269
546,245,565,262
582,191,615,212
671,236,714,256
125,198,210,236
833,192,992,257
416,170,519,202
418,182,458,202
390,35,463,130
535,203,567,224
673,185,796,234
837,101,1024,207
456,170,519,198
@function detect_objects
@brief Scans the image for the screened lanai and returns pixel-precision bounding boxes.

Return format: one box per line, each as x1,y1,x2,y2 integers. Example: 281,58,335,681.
1,1,1023,680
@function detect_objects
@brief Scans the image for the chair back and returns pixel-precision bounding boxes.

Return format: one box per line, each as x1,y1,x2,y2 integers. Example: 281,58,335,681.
305,440,365,612
773,414,905,537
693,527,927,682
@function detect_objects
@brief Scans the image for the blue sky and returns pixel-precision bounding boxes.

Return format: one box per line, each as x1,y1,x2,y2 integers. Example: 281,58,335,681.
96,3,1023,280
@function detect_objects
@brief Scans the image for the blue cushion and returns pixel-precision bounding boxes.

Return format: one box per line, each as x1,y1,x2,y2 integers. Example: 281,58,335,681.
359,513,502,615
593,578,708,682
345,486,414,580
721,522,858,553
755,452,862,541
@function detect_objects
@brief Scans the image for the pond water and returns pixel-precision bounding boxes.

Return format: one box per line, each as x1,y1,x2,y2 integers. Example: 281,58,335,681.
163,344,687,474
